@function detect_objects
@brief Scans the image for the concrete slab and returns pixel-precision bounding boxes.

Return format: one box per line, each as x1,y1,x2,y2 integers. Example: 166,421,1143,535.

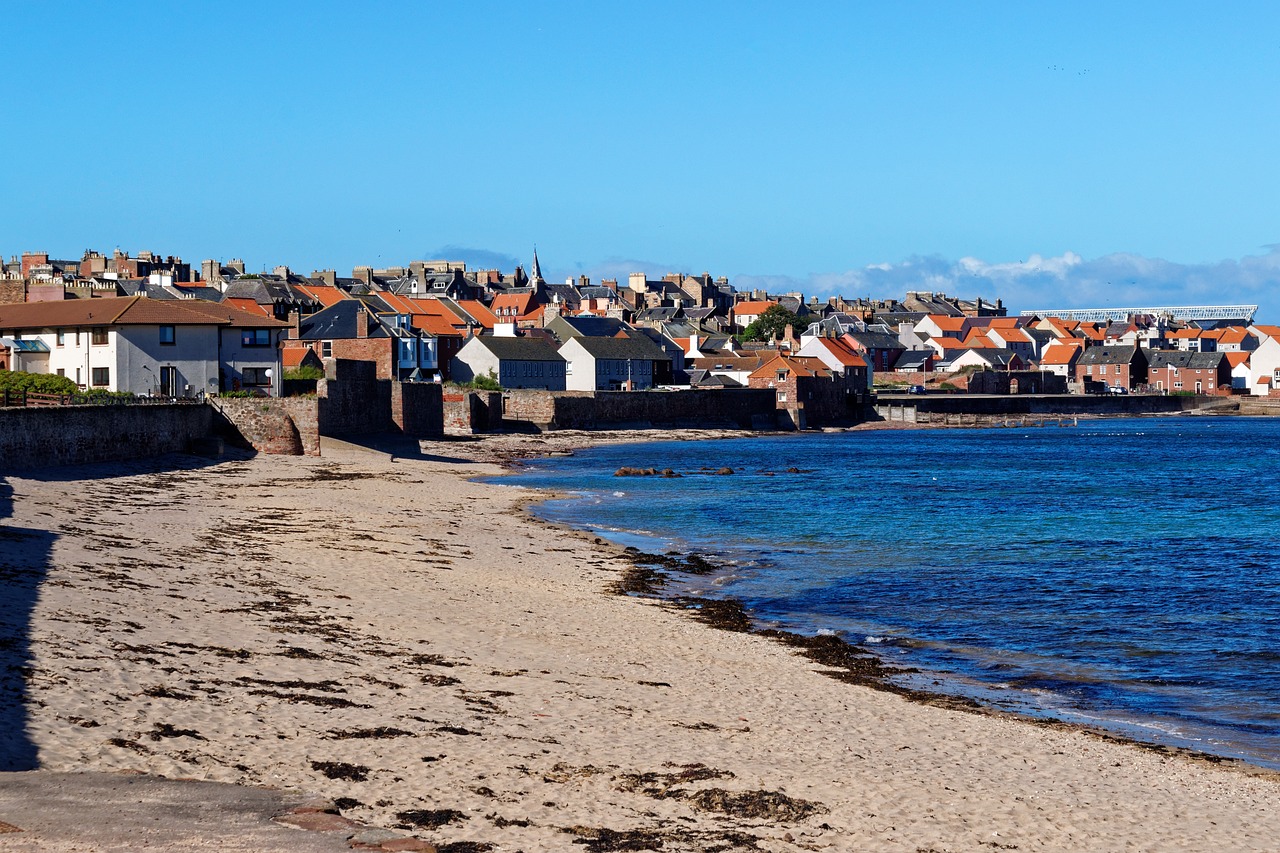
0,771,359,852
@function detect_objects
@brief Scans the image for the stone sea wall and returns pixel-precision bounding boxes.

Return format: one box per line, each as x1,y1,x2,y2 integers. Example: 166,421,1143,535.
0,404,213,471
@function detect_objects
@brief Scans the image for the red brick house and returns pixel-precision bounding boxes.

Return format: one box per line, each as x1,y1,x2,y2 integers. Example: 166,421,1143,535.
1075,345,1148,392
1147,350,1231,394
747,353,858,429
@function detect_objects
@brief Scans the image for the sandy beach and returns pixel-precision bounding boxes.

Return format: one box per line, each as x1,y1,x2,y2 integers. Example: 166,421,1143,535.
2,432,1279,852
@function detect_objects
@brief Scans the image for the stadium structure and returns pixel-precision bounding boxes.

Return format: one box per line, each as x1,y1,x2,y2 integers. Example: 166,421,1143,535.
1019,305,1258,324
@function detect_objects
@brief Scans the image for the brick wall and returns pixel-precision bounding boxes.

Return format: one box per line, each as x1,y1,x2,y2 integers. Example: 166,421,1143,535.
213,397,320,456
0,404,213,471
331,339,393,379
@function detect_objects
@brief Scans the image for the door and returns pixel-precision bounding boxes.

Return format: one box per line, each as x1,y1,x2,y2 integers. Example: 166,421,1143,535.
160,366,177,397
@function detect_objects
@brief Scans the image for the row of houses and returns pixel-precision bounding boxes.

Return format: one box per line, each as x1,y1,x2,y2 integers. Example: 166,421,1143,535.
5,246,1278,410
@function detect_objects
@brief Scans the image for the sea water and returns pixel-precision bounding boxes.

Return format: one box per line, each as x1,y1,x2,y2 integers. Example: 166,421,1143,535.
499,416,1280,767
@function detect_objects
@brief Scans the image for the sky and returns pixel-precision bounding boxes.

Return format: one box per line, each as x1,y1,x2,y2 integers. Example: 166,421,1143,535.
5,2,1279,317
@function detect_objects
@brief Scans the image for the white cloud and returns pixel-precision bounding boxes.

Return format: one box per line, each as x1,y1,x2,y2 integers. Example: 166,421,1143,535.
740,247,1280,320
427,245,523,271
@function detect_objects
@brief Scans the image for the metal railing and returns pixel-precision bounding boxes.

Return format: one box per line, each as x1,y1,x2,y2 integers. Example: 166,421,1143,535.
0,389,204,408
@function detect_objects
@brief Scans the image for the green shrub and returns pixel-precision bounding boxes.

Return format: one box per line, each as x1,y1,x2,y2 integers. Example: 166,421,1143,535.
457,370,502,391
0,370,78,396
218,390,258,398
284,365,325,380
80,389,136,402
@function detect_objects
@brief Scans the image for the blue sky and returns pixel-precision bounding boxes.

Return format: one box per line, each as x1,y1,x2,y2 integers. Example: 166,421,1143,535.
5,2,1279,316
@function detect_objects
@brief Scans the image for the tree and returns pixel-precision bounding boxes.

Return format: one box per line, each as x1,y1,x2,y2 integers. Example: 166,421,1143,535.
739,304,801,342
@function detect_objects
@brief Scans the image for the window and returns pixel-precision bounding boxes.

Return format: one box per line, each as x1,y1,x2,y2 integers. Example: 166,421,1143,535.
56,329,65,347
241,328,271,347
242,367,271,386
91,367,109,386
56,368,65,377
159,325,175,345
321,341,332,358
91,327,108,345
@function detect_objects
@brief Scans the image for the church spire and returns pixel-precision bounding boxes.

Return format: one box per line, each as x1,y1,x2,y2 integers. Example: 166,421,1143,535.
530,247,544,285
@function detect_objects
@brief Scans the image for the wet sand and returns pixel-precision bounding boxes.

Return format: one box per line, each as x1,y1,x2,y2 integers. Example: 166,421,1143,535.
1,432,1278,851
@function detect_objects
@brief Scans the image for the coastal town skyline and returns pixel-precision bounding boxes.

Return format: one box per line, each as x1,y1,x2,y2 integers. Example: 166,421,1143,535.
7,4,1280,317
7,242,1280,326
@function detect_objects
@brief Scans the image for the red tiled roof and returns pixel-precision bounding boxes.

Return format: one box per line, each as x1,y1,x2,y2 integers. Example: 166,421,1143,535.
928,315,966,333
294,284,348,307
454,300,497,329
733,301,775,316
810,337,868,368
1039,347,1080,365
0,296,285,329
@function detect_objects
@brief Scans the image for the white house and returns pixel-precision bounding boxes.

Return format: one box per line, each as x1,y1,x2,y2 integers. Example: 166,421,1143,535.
1246,326,1280,396
0,296,287,396
558,334,670,391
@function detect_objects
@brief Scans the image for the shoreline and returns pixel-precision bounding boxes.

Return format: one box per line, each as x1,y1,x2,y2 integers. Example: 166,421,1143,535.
3,433,1280,850
487,424,1280,774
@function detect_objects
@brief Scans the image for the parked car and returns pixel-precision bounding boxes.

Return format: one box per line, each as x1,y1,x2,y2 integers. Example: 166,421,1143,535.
1107,385,1128,395
908,385,927,395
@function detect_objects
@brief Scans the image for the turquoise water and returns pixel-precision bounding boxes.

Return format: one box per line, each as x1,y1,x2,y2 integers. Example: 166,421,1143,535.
500,417,1280,767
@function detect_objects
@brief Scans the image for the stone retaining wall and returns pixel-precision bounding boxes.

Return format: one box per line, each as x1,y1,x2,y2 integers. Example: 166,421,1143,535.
500,389,777,431
212,398,320,456
0,404,213,471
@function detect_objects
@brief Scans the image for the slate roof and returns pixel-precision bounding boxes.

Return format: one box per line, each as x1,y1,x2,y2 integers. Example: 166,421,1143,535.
562,334,671,361
635,306,682,322
893,350,934,370
547,315,630,340
473,336,565,362
843,330,905,350
1147,351,1227,370
296,301,388,340
1077,345,1144,366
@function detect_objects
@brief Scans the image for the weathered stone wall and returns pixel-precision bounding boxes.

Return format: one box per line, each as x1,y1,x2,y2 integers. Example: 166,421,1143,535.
314,360,444,438
500,389,777,431
443,390,502,435
390,381,443,438
316,360,386,436
967,371,1068,395
0,404,213,471
212,397,320,456
0,279,24,305
874,394,1235,421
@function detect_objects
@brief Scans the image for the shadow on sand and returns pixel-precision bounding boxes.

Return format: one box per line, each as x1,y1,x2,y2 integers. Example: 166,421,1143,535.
0,475,55,771
0,450,245,771
324,433,476,465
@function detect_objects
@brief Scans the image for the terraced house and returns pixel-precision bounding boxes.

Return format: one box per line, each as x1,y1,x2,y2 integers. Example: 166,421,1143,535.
0,296,287,395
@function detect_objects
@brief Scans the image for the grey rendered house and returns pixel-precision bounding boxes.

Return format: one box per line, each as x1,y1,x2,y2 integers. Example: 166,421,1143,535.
0,295,287,396
450,335,567,390
558,334,672,391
